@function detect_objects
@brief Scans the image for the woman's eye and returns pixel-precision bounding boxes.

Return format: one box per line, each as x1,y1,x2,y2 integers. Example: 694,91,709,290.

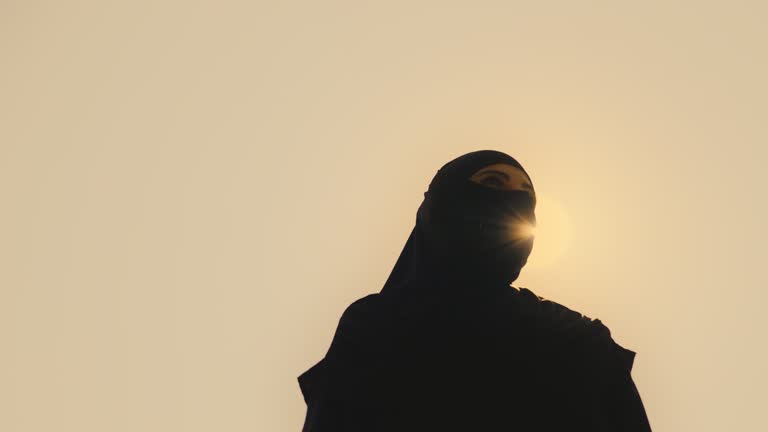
481,176,504,187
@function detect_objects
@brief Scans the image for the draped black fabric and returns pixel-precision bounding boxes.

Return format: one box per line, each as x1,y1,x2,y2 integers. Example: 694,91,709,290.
298,150,652,431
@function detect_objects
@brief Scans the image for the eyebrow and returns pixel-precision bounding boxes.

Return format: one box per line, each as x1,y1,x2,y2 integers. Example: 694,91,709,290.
478,170,534,190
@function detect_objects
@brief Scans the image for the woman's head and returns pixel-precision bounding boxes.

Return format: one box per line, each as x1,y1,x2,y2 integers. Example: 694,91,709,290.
413,150,537,287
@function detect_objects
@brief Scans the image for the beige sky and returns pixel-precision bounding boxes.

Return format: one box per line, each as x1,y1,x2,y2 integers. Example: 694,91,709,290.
2,1,767,431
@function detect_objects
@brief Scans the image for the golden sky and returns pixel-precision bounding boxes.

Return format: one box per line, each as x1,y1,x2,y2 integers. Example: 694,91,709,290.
2,1,767,431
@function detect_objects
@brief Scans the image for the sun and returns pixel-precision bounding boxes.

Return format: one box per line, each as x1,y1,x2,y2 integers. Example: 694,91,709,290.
526,193,571,269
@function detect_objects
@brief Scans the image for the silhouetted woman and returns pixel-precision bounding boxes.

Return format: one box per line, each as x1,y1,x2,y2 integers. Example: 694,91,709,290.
298,150,651,431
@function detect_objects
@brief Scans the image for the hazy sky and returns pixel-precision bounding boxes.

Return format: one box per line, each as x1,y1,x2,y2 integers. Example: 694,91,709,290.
2,1,767,431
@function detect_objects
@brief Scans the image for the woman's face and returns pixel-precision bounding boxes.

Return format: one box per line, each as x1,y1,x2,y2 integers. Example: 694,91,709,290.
467,162,537,242
469,163,535,197
415,157,537,284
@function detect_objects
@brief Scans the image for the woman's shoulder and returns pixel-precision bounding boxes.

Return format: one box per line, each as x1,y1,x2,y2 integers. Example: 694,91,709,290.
512,287,607,333
298,294,387,402
331,293,400,351
338,293,386,326
511,287,636,371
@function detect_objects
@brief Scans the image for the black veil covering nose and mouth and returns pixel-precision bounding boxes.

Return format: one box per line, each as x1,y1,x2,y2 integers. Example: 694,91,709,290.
298,150,652,432
381,149,536,298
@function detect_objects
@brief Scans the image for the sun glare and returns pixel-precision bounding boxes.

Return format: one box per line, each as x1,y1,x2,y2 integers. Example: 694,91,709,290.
518,222,537,239
526,193,571,269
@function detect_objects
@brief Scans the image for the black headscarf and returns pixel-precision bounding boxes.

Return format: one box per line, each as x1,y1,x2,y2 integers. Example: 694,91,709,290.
381,149,536,298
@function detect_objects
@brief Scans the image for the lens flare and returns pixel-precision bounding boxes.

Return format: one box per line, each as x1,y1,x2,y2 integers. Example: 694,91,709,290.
505,217,536,243
517,221,537,239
